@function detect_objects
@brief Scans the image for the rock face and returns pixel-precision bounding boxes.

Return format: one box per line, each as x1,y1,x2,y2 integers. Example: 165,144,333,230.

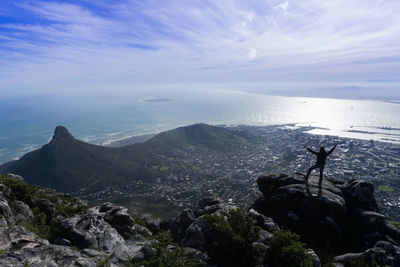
51,126,75,142
335,240,400,266
53,202,155,263
0,244,102,267
254,172,400,253
0,176,156,266
0,225,49,250
2,170,399,266
340,179,379,213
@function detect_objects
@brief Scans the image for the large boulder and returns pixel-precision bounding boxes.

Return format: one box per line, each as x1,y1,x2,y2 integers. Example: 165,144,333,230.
53,204,153,264
140,213,162,233
255,173,347,250
194,196,237,217
34,198,56,223
335,240,400,266
0,199,14,224
182,217,207,250
254,172,388,252
98,202,135,239
55,209,125,251
247,208,279,233
12,200,34,222
0,225,49,251
0,244,105,267
174,208,196,237
5,173,24,181
340,179,379,214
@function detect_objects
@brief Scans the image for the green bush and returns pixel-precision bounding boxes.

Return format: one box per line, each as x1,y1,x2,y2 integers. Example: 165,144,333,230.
129,230,204,267
133,214,146,227
203,208,261,267
344,259,380,267
267,230,313,267
317,249,336,266
0,176,35,205
97,256,111,267
0,175,88,240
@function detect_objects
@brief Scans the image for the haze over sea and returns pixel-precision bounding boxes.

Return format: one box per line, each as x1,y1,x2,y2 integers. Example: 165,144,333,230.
0,89,399,165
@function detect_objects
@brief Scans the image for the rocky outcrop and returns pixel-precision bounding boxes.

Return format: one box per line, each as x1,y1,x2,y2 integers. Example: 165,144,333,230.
0,245,103,267
340,178,379,214
0,199,14,224
254,172,400,254
3,169,398,266
53,202,156,264
335,240,400,266
248,208,280,232
0,225,49,250
98,202,135,239
0,175,157,266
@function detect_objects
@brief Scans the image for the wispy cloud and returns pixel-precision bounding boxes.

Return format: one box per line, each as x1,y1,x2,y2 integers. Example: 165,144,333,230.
0,0,400,96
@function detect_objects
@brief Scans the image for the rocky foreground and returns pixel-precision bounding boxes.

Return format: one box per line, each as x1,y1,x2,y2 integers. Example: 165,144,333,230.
1,172,400,266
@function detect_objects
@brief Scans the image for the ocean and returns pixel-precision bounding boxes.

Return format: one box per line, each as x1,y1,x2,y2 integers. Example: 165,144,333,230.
1,89,399,164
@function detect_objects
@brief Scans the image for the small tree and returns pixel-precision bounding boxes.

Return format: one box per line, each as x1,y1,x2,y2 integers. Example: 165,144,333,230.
204,208,260,267
267,230,313,267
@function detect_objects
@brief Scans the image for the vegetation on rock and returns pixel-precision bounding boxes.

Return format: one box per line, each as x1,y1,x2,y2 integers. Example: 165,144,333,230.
130,230,204,267
203,208,261,266
267,230,313,267
0,175,88,239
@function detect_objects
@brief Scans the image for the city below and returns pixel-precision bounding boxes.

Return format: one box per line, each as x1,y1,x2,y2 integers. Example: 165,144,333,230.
77,125,400,221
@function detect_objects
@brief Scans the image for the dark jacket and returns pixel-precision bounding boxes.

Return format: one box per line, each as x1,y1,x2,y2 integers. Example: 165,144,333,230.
307,145,336,166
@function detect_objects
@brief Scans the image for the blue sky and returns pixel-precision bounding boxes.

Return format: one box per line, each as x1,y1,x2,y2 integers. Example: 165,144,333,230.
1,0,400,99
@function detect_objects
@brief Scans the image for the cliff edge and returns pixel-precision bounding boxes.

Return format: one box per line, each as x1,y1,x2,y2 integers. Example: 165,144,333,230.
1,172,400,266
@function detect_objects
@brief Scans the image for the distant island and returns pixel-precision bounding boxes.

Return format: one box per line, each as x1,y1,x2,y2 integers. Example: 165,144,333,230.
142,98,172,102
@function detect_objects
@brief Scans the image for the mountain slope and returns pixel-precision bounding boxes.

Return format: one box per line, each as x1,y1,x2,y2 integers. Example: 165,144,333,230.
2,126,147,193
136,123,247,152
1,124,252,194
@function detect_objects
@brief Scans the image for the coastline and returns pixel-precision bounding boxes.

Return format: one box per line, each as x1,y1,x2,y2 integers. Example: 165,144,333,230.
2,122,400,165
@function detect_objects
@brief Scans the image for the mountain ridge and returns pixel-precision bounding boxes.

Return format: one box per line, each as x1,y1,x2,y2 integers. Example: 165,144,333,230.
0,123,253,194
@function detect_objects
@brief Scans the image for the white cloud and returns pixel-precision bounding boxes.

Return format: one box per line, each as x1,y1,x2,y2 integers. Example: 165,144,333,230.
274,1,289,13
249,48,257,60
0,0,399,96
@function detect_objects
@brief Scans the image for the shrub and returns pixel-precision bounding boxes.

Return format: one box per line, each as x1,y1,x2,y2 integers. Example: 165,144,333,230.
343,259,381,267
267,230,313,267
133,214,146,227
0,175,88,240
317,249,336,266
97,256,111,267
0,176,35,205
203,208,261,267
129,230,204,267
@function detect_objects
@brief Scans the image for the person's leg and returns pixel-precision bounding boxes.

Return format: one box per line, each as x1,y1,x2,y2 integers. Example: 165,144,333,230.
305,165,318,183
318,165,325,187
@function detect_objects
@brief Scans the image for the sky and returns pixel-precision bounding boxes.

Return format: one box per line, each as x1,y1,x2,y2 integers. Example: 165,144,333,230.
1,0,400,99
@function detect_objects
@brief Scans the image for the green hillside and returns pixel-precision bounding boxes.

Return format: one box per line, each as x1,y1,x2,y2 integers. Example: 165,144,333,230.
0,124,252,194
138,123,247,152
2,126,152,193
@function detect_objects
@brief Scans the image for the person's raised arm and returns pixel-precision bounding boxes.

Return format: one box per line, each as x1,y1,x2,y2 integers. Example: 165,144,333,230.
327,144,337,155
307,147,317,155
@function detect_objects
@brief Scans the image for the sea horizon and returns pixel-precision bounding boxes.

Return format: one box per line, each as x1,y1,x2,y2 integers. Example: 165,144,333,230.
1,91,400,165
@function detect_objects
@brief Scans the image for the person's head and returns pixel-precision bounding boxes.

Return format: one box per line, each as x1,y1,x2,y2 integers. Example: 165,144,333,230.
320,146,326,152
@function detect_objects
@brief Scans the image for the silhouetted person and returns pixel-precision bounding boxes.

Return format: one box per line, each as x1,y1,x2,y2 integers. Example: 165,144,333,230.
305,144,337,188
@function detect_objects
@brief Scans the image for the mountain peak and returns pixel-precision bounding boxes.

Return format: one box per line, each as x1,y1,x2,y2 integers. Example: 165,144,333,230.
52,126,74,142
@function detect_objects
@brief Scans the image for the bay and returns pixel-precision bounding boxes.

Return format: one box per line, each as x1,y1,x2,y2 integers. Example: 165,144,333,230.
0,89,399,164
